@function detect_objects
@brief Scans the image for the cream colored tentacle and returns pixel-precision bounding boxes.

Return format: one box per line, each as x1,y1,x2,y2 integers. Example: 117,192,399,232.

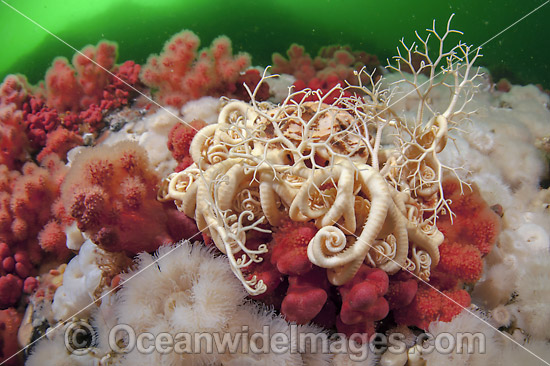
327,257,365,286
258,169,284,226
319,161,356,232
217,162,247,211
166,165,201,217
406,221,442,268
217,101,257,128
326,193,408,285
194,160,235,252
307,165,390,270
376,201,409,274
272,178,299,209
289,168,331,220
189,124,218,166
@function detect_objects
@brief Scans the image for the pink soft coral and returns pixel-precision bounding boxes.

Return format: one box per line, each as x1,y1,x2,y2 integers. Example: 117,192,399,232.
61,141,185,254
435,241,483,284
273,44,380,105
37,221,70,260
3,156,67,244
0,75,32,169
43,41,117,112
140,30,251,108
438,177,501,256
391,177,500,330
36,127,83,163
0,155,68,309
38,42,142,136
432,177,501,286
0,103,29,170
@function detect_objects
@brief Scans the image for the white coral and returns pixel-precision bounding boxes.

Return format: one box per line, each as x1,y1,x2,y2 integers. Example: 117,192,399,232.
181,95,222,124
114,240,330,366
507,251,550,339
52,239,114,321
25,330,96,366
115,241,246,335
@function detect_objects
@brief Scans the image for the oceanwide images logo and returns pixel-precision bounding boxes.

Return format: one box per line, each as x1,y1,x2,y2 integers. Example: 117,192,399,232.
64,321,98,356
64,322,486,361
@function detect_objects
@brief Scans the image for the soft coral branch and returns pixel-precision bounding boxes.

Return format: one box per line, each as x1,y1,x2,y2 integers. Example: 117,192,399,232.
141,31,251,108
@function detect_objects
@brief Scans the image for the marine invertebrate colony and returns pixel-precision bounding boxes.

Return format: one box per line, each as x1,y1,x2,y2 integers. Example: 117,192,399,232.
141,31,255,108
2,11,549,366
163,16,482,296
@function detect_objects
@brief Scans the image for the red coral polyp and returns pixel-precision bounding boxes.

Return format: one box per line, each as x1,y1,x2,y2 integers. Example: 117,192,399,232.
167,119,207,165
393,283,471,330
270,219,318,276
437,241,483,283
120,177,147,210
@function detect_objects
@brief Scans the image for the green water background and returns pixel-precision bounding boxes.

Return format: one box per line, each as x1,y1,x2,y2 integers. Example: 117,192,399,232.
1,0,549,88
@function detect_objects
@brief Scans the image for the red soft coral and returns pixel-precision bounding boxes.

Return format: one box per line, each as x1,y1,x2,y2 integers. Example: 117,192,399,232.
385,272,418,310
337,265,389,338
6,156,67,243
428,177,501,289
0,157,68,309
231,69,270,102
141,31,251,108
272,44,379,84
73,41,118,109
272,44,316,82
0,74,30,108
98,60,142,110
44,58,82,113
0,103,29,170
281,267,329,324
292,75,354,104
22,96,60,149
390,177,499,330
163,203,200,241
436,241,483,283
44,41,117,112
438,178,501,256
393,283,471,330
167,119,206,171
270,219,318,276
0,308,23,365
39,42,141,137
0,274,22,309
36,127,83,163
0,243,34,280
